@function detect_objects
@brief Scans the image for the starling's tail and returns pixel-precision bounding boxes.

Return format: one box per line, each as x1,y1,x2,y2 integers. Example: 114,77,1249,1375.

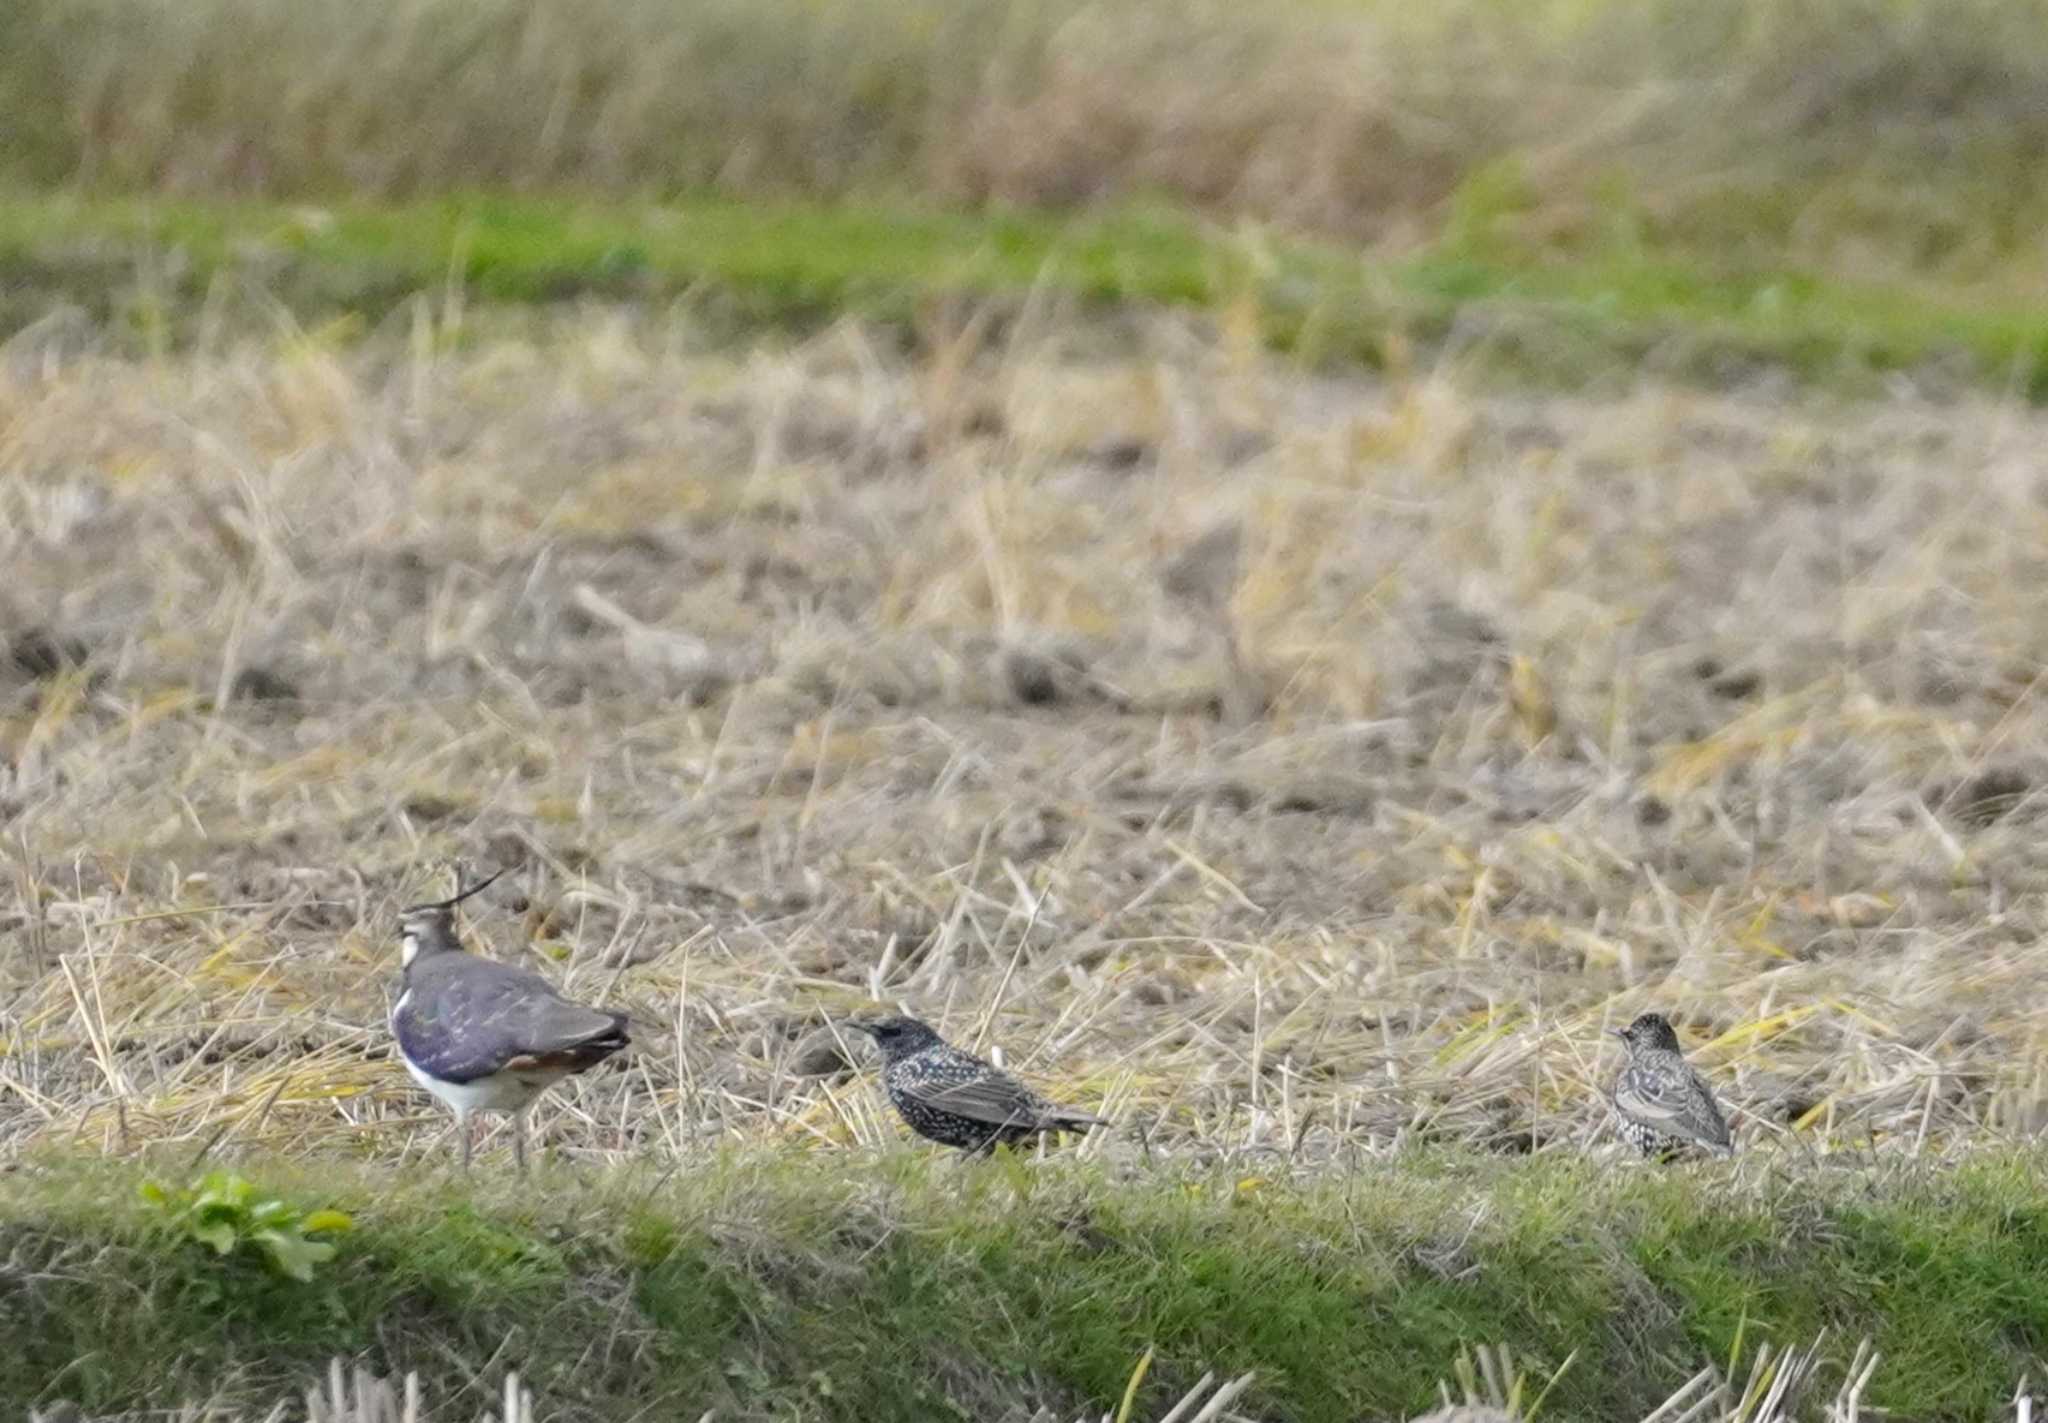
1041,1106,1109,1133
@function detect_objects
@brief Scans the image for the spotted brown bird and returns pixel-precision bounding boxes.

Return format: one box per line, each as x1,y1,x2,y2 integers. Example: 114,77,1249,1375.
390,870,629,1171
1609,1011,1733,1159
848,1015,1105,1154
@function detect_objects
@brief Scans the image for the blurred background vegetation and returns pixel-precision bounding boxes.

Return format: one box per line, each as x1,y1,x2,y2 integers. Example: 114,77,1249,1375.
6,0,2048,389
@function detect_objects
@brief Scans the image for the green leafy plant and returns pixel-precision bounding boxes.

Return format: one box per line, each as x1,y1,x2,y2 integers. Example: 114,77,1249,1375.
140,1171,353,1283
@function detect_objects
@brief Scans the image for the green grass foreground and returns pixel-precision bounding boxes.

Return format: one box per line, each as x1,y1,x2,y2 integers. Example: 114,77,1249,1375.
4,1150,2046,1420
8,193,2048,395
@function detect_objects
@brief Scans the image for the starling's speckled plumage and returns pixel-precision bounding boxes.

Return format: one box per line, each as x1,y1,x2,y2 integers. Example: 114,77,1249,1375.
849,1015,1105,1154
1609,1012,1733,1159
390,871,629,1170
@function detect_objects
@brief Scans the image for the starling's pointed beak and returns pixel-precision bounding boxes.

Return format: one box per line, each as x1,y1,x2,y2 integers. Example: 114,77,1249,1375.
1608,1028,1628,1040
844,1020,878,1038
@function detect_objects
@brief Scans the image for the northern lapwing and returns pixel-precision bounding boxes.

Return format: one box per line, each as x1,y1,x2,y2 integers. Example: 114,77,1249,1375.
390,870,630,1171
847,1014,1105,1154
1609,1012,1734,1159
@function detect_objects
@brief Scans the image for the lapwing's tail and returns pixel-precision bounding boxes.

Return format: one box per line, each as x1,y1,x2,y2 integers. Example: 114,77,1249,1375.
505,1005,631,1075
508,1027,628,1076
586,1009,631,1056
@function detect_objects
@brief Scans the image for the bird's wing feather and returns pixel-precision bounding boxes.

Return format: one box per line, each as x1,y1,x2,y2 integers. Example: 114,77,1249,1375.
1613,1063,1687,1122
904,1073,1049,1127
905,1073,1102,1130
1616,1060,1731,1149
1683,1066,1734,1149
397,958,626,1083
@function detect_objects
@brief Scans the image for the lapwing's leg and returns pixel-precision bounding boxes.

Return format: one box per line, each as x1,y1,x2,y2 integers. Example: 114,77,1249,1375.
459,1110,473,1173
512,1110,528,1173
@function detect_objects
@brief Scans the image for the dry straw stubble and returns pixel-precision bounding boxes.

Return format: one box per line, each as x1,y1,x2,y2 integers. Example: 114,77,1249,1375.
3,299,2048,1174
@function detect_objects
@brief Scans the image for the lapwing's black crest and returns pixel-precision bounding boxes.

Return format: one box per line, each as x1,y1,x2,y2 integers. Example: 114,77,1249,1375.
391,870,629,1170
848,1014,1104,1154
1609,1011,1733,1160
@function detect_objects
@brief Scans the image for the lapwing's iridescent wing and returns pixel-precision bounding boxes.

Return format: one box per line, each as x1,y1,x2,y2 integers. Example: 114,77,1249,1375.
396,956,626,1085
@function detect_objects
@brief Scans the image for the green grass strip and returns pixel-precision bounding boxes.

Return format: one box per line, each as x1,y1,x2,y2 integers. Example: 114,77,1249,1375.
2,1150,2045,1420
5,192,2048,395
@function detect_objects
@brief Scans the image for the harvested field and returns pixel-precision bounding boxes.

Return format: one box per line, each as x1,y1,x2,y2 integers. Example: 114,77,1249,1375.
5,302,2048,1417
7,307,2048,1163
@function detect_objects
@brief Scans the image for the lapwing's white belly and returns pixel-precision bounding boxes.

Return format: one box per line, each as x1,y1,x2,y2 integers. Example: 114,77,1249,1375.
401,1054,550,1113
394,989,565,1115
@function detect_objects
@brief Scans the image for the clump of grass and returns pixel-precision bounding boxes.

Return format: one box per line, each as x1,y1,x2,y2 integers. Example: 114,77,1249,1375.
87,1338,1897,1423
2,1151,2043,1420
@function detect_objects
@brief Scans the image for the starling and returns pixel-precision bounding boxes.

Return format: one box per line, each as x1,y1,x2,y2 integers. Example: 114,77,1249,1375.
847,1015,1105,1154
390,870,630,1171
1609,1012,1734,1159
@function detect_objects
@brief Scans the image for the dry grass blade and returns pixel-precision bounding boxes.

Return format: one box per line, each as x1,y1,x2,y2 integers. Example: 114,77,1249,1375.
1192,1374,1259,1423
1634,1368,1717,1423
303,1358,413,1423
45,1355,1273,1423
1828,1340,1881,1423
